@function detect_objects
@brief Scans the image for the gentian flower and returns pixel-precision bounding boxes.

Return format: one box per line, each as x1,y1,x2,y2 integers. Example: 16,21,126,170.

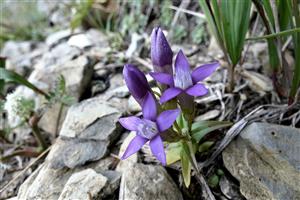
123,64,151,106
150,50,219,103
151,27,173,74
119,91,180,165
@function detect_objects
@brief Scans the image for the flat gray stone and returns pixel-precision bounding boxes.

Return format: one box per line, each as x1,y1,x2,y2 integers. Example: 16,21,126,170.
58,169,107,200
17,157,116,200
119,163,183,200
59,98,120,138
46,97,122,169
223,122,300,200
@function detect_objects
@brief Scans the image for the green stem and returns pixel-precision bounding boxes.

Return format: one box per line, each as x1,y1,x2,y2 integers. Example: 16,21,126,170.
55,103,64,136
29,115,47,152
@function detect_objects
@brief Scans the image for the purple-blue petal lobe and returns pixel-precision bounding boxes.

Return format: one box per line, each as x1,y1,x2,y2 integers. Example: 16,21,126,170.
149,72,174,86
123,64,150,105
185,83,208,97
149,135,166,165
136,119,158,140
174,50,193,89
156,109,180,132
119,116,142,131
160,87,182,103
191,61,220,83
121,135,148,160
142,92,157,121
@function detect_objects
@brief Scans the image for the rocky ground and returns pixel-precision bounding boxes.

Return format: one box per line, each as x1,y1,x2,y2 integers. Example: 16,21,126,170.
0,12,300,200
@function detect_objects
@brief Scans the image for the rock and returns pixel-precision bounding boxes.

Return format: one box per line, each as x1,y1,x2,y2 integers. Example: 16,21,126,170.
59,97,120,138
91,80,109,96
86,29,109,47
116,132,138,172
96,73,128,113
219,175,244,200
109,85,129,98
0,41,45,76
17,97,122,199
46,29,80,47
67,34,92,49
58,169,108,200
35,55,94,134
34,43,81,70
17,157,117,200
101,170,122,198
223,122,300,200
127,95,141,113
47,97,122,168
125,33,145,58
119,163,183,200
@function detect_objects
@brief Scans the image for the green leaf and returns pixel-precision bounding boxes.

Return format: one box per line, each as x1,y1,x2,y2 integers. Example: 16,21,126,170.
200,0,251,65
181,147,191,187
247,27,300,40
192,124,231,143
166,142,182,165
289,0,300,101
191,121,232,143
208,174,219,188
176,113,188,130
198,141,215,153
0,68,47,97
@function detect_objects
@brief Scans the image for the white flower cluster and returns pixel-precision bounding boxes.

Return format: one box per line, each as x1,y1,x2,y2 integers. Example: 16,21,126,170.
4,92,24,127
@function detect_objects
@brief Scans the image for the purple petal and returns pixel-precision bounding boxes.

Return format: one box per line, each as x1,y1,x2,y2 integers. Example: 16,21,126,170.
123,64,150,105
142,92,157,121
149,135,166,165
185,83,208,97
149,72,174,86
174,50,193,89
160,87,182,103
156,109,180,132
151,27,173,74
121,135,148,160
119,116,142,131
191,62,220,83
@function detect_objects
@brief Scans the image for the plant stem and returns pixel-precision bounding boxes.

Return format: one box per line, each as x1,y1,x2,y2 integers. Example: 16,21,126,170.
55,103,64,136
228,63,235,92
29,114,47,151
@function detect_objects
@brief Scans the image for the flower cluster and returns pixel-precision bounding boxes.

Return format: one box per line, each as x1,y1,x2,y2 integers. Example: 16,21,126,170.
119,27,219,165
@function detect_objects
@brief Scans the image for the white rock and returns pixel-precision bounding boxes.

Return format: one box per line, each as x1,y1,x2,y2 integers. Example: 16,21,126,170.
67,34,92,49
119,163,183,200
58,169,107,200
59,98,120,138
127,95,141,113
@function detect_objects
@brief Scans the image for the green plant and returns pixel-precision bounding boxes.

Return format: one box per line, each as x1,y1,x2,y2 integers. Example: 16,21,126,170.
0,0,47,47
0,58,74,154
252,0,300,103
199,0,251,92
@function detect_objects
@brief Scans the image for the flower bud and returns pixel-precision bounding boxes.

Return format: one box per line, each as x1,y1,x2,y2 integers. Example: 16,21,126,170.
123,64,150,105
151,27,173,74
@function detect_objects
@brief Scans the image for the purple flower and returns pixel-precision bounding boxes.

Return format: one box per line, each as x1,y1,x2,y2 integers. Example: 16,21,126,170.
151,27,173,74
119,92,180,165
123,64,151,105
150,50,219,103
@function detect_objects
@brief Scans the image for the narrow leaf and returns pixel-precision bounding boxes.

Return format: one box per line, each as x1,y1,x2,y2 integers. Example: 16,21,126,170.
180,148,191,187
192,122,232,143
192,120,232,133
166,142,182,165
198,141,215,153
0,68,48,97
